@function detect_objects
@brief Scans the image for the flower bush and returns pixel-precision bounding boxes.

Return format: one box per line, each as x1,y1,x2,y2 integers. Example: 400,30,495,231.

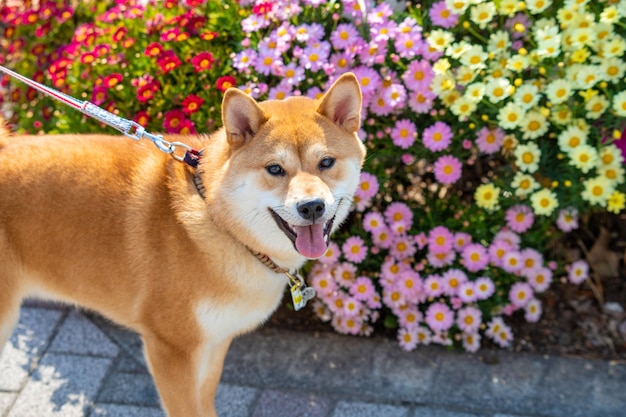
2,0,626,352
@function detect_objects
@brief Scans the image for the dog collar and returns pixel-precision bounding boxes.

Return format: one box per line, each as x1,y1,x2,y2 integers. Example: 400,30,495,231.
193,171,316,310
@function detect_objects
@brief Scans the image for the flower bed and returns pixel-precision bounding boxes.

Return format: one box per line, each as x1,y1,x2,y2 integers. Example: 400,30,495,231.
2,0,625,353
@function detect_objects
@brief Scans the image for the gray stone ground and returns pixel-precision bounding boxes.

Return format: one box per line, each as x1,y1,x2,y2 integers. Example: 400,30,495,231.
1,302,624,417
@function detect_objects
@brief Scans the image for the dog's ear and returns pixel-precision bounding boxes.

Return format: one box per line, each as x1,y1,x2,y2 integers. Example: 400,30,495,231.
317,73,362,133
222,88,268,148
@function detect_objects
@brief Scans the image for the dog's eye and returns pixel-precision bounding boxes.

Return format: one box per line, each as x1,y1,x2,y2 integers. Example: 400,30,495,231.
319,157,335,170
266,164,285,176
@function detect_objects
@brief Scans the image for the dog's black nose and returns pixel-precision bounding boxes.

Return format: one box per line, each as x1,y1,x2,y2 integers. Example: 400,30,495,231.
297,199,325,222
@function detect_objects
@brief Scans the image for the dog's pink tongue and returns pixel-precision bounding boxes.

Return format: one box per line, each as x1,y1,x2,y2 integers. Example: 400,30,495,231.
295,224,327,259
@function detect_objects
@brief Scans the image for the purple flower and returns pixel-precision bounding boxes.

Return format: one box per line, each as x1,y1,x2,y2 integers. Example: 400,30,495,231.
422,121,453,152
505,204,535,233
429,0,459,29
330,23,361,49
391,119,417,149
402,60,435,92
433,155,463,185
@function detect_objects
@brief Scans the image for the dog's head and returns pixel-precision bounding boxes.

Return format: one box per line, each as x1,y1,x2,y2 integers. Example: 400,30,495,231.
208,73,365,266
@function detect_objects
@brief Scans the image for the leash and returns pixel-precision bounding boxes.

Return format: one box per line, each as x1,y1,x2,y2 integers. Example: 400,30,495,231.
0,65,315,310
0,65,201,168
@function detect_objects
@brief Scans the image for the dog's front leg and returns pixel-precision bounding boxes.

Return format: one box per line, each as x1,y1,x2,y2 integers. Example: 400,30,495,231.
199,337,233,416
143,334,208,417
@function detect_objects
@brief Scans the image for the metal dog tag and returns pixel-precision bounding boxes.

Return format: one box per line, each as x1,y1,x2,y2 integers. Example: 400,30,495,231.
287,272,316,311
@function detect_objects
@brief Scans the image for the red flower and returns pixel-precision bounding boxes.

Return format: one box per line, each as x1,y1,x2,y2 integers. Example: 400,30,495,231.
216,76,236,92
134,111,150,127
163,110,186,133
160,28,180,42
91,86,108,105
103,73,123,88
112,27,127,42
157,51,182,74
179,119,197,135
80,52,96,64
182,95,204,114
35,21,51,37
253,2,274,15
200,31,219,41
144,42,164,57
191,52,214,72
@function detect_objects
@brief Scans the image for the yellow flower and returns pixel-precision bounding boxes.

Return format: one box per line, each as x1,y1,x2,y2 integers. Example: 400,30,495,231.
475,183,501,211
530,188,559,216
607,191,626,214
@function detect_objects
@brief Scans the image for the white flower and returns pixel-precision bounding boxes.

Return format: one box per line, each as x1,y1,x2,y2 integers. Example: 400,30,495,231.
582,176,615,206
470,2,496,29
568,144,598,173
464,82,486,102
584,94,609,119
514,142,542,173
599,57,626,84
546,78,573,104
558,125,588,153
460,45,488,70
497,102,525,129
530,188,559,216
485,77,513,103
527,0,552,14
520,110,549,140
445,0,471,14
612,90,626,117
427,29,454,52
513,84,540,109
488,31,511,54
512,172,540,197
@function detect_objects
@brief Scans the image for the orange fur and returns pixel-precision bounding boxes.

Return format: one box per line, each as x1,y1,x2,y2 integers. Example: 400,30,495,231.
0,73,365,417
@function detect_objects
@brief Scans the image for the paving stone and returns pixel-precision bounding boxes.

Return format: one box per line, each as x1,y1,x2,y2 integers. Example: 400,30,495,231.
332,401,410,417
91,404,165,417
588,361,626,417
98,372,160,407
0,392,17,415
49,311,119,357
0,308,65,391
8,353,112,417
215,384,258,417
412,408,484,417
251,390,331,417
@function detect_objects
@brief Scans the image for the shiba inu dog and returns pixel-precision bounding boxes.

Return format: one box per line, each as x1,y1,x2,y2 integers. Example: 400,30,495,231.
0,73,365,417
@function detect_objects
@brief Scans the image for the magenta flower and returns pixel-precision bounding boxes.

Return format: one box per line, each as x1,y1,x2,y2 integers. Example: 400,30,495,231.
342,236,368,263
509,282,534,308
157,50,182,74
429,0,459,29
433,154,463,185
428,225,454,253
425,302,454,332
191,51,214,72
422,121,453,152
461,243,489,272
391,119,417,149
384,201,413,230
457,306,482,333
476,126,505,154
505,204,534,233
402,60,435,91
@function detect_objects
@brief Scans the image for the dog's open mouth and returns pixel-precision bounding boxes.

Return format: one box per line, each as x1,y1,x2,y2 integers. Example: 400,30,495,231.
269,209,334,259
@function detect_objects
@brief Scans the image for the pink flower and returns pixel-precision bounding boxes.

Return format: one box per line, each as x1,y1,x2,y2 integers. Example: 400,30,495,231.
330,23,361,49
422,121,453,152
408,88,436,114
384,202,413,230
519,248,543,276
568,260,589,284
462,332,481,353
453,232,471,251
509,282,534,308
433,154,463,184
556,207,579,232
157,50,182,74
457,306,482,333
350,276,376,301
527,266,552,292
475,126,504,154
427,249,456,268
356,172,379,200
391,119,417,149
182,95,204,114
397,270,422,301
398,306,423,330
501,250,523,273
398,327,419,351
429,0,459,29
488,239,513,267
363,211,386,233
475,277,495,300
428,225,454,253
371,227,393,249
423,274,444,297
342,236,368,263
524,298,542,322
441,268,468,296
402,60,435,91
425,302,454,332
390,236,417,260
486,317,513,348
163,109,186,133
458,281,478,303
310,269,338,296
461,243,489,272
505,204,534,233
319,241,340,264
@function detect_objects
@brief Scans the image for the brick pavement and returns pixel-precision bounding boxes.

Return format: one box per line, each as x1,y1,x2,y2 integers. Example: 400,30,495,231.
1,303,625,417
